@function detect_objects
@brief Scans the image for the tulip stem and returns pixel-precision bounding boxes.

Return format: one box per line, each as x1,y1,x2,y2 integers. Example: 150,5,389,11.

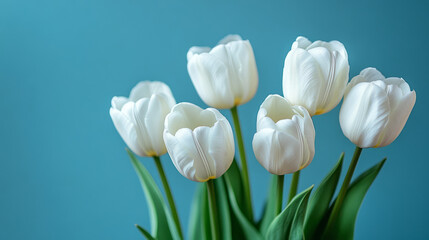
207,180,220,240
275,175,285,215
230,106,254,221
287,170,300,204
324,146,362,236
153,156,183,239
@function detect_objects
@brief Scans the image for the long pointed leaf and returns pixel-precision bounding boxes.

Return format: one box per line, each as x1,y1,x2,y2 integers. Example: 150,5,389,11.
127,149,181,240
136,224,156,240
215,177,232,240
224,160,245,209
225,174,263,240
266,185,314,240
304,153,344,239
324,158,386,240
188,184,206,240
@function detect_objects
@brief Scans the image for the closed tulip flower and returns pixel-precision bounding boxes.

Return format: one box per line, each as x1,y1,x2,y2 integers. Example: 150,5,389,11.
163,103,235,182
110,81,176,157
252,94,315,175
187,34,258,109
283,36,350,116
339,68,416,148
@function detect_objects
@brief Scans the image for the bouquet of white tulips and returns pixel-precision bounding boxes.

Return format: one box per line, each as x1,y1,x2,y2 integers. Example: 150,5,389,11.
110,35,416,240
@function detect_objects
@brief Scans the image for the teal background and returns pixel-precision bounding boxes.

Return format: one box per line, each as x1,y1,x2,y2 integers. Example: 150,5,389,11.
1,0,427,239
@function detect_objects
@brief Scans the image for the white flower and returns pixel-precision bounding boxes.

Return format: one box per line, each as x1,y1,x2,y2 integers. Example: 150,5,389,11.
110,81,176,157
339,68,416,148
187,34,258,109
163,103,235,182
283,36,349,116
252,95,315,175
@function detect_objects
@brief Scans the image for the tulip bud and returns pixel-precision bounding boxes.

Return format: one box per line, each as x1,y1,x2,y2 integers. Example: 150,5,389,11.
110,81,176,157
163,103,235,182
339,68,416,148
187,34,259,109
283,36,350,116
252,95,315,175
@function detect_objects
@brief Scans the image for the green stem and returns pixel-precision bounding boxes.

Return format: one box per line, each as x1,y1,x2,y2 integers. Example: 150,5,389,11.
288,170,300,204
230,106,254,221
275,175,285,215
324,146,363,234
153,156,183,239
207,180,220,240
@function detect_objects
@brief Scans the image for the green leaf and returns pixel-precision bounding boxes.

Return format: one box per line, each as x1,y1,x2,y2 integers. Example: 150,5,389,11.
266,185,314,240
224,173,264,240
201,184,213,240
135,224,155,240
214,177,232,240
224,159,245,209
258,175,278,235
127,149,181,240
224,159,247,239
324,158,386,240
304,153,344,239
188,184,207,240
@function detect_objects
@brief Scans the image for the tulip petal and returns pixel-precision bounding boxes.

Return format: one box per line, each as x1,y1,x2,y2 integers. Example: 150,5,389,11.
361,67,385,82
307,47,348,114
293,111,315,168
292,36,312,50
208,121,234,178
376,89,416,147
223,40,258,105
283,48,323,115
188,51,235,108
327,40,348,60
164,103,234,182
345,68,385,96
110,107,145,156
253,129,302,175
121,100,155,156
163,130,196,180
165,103,217,135
340,82,390,148
218,34,243,45
129,81,176,107
187,46,211,61
140,95,169,156
190,126,218,181
111,96,129,110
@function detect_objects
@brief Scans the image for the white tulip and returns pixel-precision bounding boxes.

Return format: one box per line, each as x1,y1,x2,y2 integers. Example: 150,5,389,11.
187,34,258,109
252,95,315,175
339,68,416,148
283,36,350,116
110,81,176,157
163,103,235,182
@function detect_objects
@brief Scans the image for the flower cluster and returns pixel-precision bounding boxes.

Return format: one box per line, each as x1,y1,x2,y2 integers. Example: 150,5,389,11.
110,35,416,240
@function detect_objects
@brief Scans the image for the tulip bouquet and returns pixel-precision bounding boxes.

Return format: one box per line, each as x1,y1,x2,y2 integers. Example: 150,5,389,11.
110,35,416,240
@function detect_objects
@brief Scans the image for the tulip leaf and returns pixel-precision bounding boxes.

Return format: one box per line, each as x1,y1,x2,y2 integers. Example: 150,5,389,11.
266,185,313,240
214,177,232,240
224,160,249,238
323,158,386,240
136,224,156,240
225,173,263,240
201,184,213,240
224,159,245,210
127,149,181,240
258,175,278,235
188,184,208,240
304,153,344,239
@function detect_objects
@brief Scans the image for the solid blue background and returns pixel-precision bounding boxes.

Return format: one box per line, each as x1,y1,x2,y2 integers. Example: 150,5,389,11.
1,0,428,239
